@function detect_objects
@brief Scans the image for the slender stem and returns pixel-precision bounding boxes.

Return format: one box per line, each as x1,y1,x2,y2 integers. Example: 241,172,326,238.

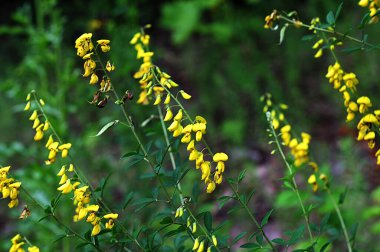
279,15,377,49
267,113,314,243
326,189,352,252
157,105,185,205
227,180,277,251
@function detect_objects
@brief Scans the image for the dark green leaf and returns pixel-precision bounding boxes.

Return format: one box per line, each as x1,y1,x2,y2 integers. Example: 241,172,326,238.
256,233,263,245
227,205,243,215
240,242,261,249
132,197,155,206
53,234,68,243
217,195,232,209
247,188,256,203
124,155,145,170
123,192,134,209
232,232,247,244
75,242,91,249
121,151,139,159
260,209,274,227
320,242,331,252
100,172,113,198
94,120,119,137
164,226,186,238
204,211,212,232
238,169,247,183
177,167,191,183
359,13,371,29
288,225,305,245
338,186,349,205
335,2,344,22
271,238,286,245
350,223,359,244
38,215,50,222
341,46,363,54
326,11,335,25
319,213,330,232
160,216,173,225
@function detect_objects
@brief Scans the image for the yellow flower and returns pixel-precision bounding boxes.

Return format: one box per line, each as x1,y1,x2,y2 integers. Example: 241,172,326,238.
24,101,31,111
212,235,218,246
91,218,102,236
59,143,72,158
83,59,96,77
28,246,40,252
153,95,162,105
314,49,323,58
180,90,192,100
89,73,98,85
192,238,200,250
343,73,359,91
197,241,205,252
358,0,369,7
106,61,115,72
357,96,372,113
97,39,111,52
57,179,73,194
206,181,216,193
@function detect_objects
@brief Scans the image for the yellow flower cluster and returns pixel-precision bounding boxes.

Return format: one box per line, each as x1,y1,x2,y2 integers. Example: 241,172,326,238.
358,0,380,23
25,95,49,141
56,164,118,236
0,166,21,208
264,10,279,30
262,94,329,191
9,234,39,252
325,62,380,153
280,125,311,167
306,162,328,192
131,29,228,193
192,235,218,252
25,92,118,236
75,33,114,107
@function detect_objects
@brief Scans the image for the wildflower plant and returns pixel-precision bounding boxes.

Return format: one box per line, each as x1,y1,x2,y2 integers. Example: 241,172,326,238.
5,2,380,251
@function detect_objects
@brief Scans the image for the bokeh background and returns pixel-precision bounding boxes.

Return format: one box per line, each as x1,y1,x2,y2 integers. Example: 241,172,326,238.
2,0,380,251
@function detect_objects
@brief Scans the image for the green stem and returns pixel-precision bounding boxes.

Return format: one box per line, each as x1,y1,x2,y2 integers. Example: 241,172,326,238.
279,15,377,49
267,112,314,243
227,179,278,251
326,189,352,252
157,105,185,205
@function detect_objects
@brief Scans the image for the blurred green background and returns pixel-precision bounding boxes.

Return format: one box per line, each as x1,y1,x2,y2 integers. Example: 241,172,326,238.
2,0,380,251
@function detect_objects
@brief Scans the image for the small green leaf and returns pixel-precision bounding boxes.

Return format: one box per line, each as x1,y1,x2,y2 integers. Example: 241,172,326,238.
271,238,286,245
94,120,119,137
326,11,335,25
247,188,256,203
160,216,173,225
279,25,288,45
320,242,331,252
100,172,113,198
217,195,232,209
260,209,274,227
288,225,305,245
256,233,263,245
53,234,68,243
121,151,139,159
238,169,247,183
335,2,344,22
359,13,371,29
75,242,91,249
232,232,247,244
123,192,134,209
228,205,243,215
339,186,349,204
204,211,213,232
240,242,261,249
302,35,316,41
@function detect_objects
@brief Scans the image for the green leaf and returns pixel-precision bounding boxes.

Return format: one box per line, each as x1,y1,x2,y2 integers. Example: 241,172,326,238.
326,11,335,25
238,169,247,183
339,186,349,204
204,211,213,232
232,232,247,244
227,205,243,215
359,13,371,29
121,151,139,159
288,225,305,245
123,192,134,209
302,35,316,41
160,216,173,225
319,213,330,232
256,233,263,245
94,120,119,137
278,25,288,45
217,195,232,209
271,238,285,245
240,242,261,249
247,188,256,203
53,234,68,243
100,172,113,198
320,242,331,252
75,242,91,249
335,2,344,22
164,226,186,238
260,209,274,227
341,46,363,54
124,155,145,170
